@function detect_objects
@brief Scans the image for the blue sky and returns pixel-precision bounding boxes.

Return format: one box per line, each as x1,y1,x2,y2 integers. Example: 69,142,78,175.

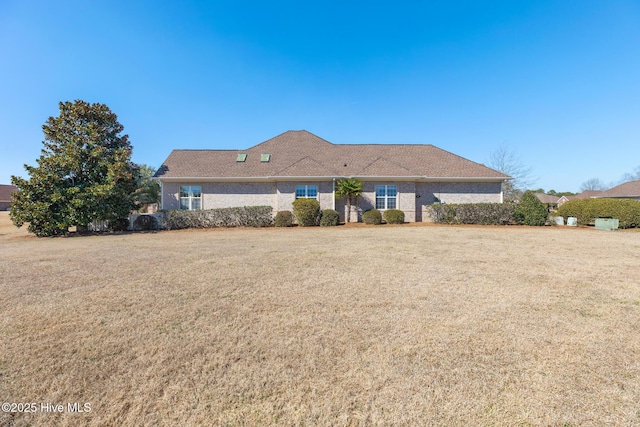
1,1,639,193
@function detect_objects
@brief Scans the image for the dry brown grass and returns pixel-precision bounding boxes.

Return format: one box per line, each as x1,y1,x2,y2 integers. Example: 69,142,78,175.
1,211,639,426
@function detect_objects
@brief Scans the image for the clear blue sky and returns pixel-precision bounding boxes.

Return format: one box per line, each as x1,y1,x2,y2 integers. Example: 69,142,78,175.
1,1,639,193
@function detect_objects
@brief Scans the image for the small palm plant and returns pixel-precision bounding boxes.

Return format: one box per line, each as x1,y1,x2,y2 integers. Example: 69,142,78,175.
335,178,364,223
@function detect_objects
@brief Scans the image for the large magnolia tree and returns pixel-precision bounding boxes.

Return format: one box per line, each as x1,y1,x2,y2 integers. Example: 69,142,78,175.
10,100,138,236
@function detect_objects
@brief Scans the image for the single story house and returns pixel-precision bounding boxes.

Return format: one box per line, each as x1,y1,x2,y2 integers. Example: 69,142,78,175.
534,192,561,210
154,130,510,222
0,184,17,211
595,180,640,201
533,193,572,209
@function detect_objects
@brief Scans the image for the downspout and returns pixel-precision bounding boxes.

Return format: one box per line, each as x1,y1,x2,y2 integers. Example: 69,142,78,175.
159,180,164,210
332,178,336,210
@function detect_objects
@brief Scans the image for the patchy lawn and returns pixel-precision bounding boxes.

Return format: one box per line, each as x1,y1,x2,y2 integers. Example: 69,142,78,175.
1,213,639,425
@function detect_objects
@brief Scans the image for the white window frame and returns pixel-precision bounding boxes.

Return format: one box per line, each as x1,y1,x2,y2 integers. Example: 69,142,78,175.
375,185,397,210
179,185,202,210
295,185,318,200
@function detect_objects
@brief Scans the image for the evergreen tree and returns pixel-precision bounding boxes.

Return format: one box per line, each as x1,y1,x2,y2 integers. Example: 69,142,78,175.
514,190,548,226
10,100,138,236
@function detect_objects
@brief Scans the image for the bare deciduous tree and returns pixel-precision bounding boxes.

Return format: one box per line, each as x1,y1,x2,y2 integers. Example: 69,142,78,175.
579,178,607,192
488,145,536,201
619,166,640,184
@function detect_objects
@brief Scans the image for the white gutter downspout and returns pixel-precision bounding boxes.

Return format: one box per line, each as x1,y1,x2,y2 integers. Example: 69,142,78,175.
332,178,336,210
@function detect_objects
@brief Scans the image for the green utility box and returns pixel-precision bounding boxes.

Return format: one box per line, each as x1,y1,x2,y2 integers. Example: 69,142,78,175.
595,218,619,231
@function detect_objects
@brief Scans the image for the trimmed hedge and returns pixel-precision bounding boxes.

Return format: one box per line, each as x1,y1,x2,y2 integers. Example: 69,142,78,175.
320,209,340,226
362,209,382,225
430,203,515,225
514,190,548,226
274,210,294,227
557,198,640,228
383,209,404,224
292,198,321,226
161,206,274,229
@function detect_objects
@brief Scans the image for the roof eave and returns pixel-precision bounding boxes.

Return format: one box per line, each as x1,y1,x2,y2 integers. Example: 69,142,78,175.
156,175,509,182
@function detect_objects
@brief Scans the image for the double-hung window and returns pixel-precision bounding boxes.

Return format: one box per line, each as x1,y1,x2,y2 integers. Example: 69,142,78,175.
295,185,318,199
375,185,397,210
179,185,202,210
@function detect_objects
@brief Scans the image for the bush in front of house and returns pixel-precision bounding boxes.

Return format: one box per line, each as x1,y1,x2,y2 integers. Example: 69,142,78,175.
429,203,515,225
274,210,294,227
383,209,404,224
362,209,382,225
514,190,548,226
161,206,274,229
320,209,340,226
557,198,640,228
292,198,321,226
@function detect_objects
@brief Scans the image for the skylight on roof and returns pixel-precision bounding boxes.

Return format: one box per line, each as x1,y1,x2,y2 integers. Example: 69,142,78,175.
261,153,271,162
237,153,247,162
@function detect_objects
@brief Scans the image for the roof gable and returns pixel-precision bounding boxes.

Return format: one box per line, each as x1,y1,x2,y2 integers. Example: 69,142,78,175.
155,130,510,181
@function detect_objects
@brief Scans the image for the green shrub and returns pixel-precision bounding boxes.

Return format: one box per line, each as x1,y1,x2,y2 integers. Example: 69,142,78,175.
274,210,294,227
362,209,382,225
292,198,320,226
133,214,158,231
383,209,404,224
514,191,548,226
161,206,274,229
430,203,515,225
320,209,340,226
557,198,640,228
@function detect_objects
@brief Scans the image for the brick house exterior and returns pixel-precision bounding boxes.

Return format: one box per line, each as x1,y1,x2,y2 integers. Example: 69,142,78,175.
155,130,509,222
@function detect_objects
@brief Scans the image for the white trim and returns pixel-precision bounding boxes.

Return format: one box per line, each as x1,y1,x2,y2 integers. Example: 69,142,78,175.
179,185,202,210
375,185,398,210
295,184,319,200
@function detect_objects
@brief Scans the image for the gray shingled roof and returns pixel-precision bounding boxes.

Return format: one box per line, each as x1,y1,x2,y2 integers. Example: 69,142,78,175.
534,193,561,204
599,180,640,198
155,130,509,180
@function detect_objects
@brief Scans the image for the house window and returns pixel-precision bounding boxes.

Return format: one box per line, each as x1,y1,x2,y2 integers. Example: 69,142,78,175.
375,185,397,210
295,185,318,199
179,186,202,210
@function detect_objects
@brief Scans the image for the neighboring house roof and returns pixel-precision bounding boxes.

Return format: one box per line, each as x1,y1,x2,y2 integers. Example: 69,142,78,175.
597,180,640,198
534,192,561,204
155,130,509,181
567,190,605,200
0,184,17,203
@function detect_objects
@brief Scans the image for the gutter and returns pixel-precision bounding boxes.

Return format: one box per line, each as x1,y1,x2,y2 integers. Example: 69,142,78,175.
157,176,509,183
